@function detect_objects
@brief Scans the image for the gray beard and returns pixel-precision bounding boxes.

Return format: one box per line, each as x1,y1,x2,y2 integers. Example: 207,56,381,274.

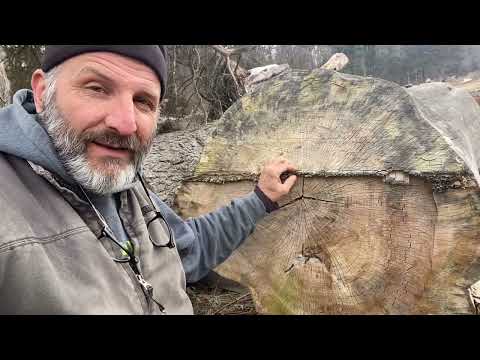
39,96,154,195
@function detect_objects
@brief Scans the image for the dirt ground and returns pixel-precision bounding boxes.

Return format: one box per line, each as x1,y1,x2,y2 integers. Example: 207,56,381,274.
187,284,257,315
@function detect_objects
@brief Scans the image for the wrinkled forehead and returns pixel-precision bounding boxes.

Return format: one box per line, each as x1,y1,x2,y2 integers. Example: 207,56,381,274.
58,51,162,96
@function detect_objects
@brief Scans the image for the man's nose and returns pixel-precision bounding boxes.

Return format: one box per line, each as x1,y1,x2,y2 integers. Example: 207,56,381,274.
104,96,138,136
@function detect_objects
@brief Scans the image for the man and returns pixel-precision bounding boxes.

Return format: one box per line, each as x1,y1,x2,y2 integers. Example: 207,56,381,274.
0,45,297,314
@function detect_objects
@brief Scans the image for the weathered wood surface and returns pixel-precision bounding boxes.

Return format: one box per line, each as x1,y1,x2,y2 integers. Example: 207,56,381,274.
193,70,476,180
146,68,480,314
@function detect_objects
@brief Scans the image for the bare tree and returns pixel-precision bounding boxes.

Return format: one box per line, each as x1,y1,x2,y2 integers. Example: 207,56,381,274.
163,45,257,127
0,60,10,107
0,45,44,98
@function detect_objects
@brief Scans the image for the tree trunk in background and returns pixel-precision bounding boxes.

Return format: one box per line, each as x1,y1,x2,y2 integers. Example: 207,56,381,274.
144,68,480,315
0,60,10,107
0,45,43,97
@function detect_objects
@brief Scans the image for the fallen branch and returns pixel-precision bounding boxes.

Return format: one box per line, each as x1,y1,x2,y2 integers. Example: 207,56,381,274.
212,292,251,315
210,45,250,95
321,53,349,71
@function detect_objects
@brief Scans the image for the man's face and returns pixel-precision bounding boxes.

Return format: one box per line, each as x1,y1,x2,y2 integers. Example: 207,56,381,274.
33,52,161,194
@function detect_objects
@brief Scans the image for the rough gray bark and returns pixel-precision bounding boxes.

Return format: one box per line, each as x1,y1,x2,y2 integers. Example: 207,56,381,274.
143,126,213,207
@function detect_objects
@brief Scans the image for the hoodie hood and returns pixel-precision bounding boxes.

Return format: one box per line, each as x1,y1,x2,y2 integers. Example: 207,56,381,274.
0,89,138,193
0,89,75,183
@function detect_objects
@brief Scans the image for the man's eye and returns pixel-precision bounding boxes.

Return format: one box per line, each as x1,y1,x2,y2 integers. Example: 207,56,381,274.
135,98,155,112
86,85,106,93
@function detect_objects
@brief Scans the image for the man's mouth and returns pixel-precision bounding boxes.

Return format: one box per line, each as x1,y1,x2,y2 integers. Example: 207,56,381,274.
89,141,132,159
93,141,129,150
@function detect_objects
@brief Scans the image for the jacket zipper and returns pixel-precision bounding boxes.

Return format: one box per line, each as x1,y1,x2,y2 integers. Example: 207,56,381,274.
128,256,167,314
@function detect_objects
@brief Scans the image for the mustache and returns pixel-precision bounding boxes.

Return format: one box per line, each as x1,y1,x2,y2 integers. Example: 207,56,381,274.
80,129,150,153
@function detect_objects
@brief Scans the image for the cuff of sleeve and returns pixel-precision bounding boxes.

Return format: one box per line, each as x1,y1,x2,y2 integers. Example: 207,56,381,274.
254,185,279,213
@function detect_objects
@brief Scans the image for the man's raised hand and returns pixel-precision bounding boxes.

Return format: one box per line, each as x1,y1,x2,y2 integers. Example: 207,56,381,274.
257,158,298,202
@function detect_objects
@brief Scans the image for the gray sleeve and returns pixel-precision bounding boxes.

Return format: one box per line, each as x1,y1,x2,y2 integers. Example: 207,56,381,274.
151,192,267,283
184,192,267,282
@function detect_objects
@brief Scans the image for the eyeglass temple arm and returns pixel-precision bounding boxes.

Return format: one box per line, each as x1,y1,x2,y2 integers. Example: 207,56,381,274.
78,185,134,260
138,172,167,211
137,172,175,249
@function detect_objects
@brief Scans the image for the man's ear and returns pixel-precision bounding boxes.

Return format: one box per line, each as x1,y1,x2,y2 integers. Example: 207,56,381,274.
31,69,46,113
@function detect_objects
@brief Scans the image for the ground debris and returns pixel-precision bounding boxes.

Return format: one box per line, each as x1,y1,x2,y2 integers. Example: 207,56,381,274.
187,284,257,315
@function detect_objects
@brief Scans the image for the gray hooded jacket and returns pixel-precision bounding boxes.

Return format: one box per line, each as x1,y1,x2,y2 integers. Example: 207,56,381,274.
0,89,267,314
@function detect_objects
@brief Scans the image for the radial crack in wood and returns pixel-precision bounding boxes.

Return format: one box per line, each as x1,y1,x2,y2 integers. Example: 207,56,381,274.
177,176,440,314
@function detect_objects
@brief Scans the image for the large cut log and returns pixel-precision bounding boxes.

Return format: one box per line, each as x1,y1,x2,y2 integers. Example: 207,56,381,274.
145,68,480,314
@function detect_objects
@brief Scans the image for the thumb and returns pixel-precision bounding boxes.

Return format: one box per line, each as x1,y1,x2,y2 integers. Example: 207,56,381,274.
282,175,297,192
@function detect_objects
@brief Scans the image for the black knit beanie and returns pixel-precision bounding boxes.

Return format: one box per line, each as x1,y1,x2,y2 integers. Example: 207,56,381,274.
41,45,168,100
